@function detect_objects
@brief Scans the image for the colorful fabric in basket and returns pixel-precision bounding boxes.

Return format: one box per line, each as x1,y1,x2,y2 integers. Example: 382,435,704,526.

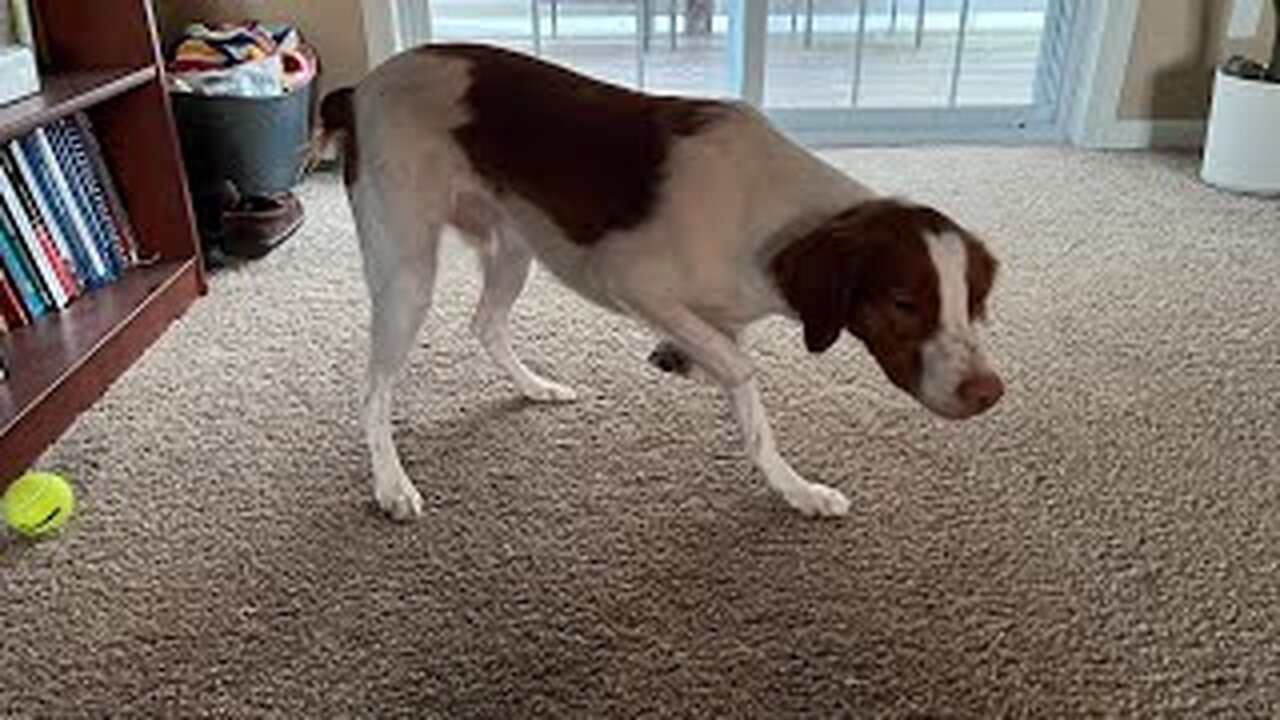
169,22,315,97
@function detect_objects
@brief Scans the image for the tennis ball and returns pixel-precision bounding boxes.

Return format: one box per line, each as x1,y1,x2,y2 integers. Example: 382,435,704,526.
3,471,75,539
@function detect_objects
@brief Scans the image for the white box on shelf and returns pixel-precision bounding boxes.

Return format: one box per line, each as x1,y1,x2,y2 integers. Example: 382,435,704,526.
0,44,40,106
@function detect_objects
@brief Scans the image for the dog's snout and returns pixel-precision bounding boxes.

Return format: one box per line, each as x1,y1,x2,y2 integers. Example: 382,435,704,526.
958,372,1004,414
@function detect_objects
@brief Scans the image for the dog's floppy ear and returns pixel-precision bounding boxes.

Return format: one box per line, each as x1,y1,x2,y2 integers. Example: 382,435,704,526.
771,223,854,354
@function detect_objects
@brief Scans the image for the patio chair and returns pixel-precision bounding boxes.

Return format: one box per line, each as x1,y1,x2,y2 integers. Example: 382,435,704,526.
534,0,681,51
793,0,927,49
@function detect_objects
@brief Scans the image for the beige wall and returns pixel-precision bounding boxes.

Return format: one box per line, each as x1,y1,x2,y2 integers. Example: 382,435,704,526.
1120,0,1276,120
155,0,370,99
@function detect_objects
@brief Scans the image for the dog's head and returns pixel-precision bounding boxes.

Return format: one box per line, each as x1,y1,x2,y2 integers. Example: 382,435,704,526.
772,199,1002,419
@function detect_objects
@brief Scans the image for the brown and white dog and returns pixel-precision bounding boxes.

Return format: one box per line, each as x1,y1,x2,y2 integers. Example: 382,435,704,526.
319,43,1003,521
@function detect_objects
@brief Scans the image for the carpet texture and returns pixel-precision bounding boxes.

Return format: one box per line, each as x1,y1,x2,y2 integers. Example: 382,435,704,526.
2,147,1277,717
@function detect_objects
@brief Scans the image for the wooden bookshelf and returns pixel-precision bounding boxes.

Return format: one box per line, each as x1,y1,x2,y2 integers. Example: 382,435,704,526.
0,67,157,140
0,0,205,485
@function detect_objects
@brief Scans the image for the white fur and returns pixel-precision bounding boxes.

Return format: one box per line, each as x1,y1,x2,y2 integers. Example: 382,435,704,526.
345,52,885,519
918,231,993,417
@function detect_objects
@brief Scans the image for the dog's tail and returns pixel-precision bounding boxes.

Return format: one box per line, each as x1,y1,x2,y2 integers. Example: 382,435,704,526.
305,87,357,181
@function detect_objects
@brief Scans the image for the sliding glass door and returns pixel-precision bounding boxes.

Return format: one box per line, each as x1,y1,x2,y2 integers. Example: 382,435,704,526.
763,0,1052,108
412,0,1078,143
425,0,734,94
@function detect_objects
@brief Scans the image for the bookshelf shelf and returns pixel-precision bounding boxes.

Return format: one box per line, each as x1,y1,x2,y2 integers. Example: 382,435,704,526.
0,0,204,486
0,260,201,482
0,67,157,143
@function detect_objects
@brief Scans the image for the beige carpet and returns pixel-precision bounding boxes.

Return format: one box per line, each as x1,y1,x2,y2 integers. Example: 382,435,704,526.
2,147,1277,717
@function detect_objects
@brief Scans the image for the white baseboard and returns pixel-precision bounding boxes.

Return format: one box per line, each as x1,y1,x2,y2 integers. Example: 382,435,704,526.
1079,119,1207,150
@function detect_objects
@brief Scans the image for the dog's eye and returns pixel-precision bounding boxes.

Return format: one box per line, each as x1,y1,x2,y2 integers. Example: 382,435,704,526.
892,296,918,315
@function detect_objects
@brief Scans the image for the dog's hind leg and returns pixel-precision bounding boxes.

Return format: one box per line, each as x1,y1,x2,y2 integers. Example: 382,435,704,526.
354,184,441,521
469,224,577,403
648,339,718,385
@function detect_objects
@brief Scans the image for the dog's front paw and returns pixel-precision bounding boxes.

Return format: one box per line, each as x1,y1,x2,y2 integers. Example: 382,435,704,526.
519,378,579,403
374,474,424,521
783,483,851,518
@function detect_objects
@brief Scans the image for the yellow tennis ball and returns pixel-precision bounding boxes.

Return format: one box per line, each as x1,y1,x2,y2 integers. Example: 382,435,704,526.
3,471,75,539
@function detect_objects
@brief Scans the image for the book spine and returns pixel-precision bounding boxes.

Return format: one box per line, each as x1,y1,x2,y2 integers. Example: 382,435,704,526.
49,119,125,272
5,141,82,300
0,194,52,312
12,136,97,291
0,269,25,327
0,205,45,320
0,262,27,328
71,113,138,265
48,119,124,275
32,127,113,284
0,153,68,308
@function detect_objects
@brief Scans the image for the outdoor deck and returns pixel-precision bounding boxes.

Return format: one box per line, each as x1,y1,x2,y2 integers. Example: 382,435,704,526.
428,2,1048,108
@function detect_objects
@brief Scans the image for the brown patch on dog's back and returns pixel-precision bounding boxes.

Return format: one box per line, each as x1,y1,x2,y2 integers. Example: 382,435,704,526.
427,44,730,245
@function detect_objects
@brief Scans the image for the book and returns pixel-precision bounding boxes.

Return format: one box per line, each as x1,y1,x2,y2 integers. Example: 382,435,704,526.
0,114,145,323
0,152,68,308
0,263,25,327
46,119,124,274
11,136,102,290
0,261,25,327
69,113,138,265
4,142,81,301
30,127,114,284
0,201,44,320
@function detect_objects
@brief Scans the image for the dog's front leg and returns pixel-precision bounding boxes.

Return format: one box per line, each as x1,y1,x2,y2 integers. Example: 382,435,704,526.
727,380,850,517
622,298,849,517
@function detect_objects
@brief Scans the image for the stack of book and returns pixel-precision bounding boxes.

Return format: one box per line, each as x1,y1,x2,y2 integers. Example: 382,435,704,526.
0,112,138,341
